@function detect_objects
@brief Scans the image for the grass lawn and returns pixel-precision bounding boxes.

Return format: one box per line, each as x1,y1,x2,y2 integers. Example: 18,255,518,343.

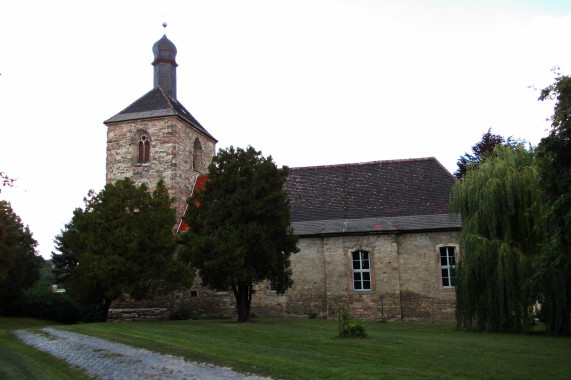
59,318,571,379
0,317,89,380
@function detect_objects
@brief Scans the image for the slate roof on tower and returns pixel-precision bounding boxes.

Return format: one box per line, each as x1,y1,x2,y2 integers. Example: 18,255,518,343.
104,86,216,141
105,33,216,142
284,157,460,236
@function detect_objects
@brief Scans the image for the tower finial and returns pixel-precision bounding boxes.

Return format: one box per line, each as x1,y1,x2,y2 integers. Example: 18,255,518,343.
162,22,167,33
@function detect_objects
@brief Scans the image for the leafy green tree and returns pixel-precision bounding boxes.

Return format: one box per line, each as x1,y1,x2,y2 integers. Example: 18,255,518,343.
59,178,194,321
0,201,42,315
535,73,571,335
181,146,299,322
22,261,82,324
451,146,542,332
454,128,521,179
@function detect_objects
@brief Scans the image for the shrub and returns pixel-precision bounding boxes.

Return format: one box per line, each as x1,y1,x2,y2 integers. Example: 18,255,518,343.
169,305,191,320
339,305,367,337
22,287,81,324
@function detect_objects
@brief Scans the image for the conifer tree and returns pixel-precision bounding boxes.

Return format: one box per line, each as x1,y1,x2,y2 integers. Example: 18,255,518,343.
59,179,194,321
52,221,78,284
454,128,521,179
181,146,299,322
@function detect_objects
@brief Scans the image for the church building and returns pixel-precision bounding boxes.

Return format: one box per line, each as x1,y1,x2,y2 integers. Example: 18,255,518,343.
105,34,461,323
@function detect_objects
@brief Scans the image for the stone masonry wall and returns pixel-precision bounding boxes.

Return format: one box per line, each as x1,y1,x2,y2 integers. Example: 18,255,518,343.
250,238,327,318
109,230,460,322
246,231,459,322
397,231,460,323
106,116,216,220
321,234,402,320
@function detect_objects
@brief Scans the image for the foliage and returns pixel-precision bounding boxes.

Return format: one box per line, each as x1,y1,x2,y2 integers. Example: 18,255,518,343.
451,146,542,332
338,305,367,337
62,319,571,379
58,178,194,321
454,128,522,179
535,72,571,335
0,171,15,192
21,287,81,324
169,305,191,320
0,201,42,315
181,146,299,322
51,221,78,284
17,261,81,324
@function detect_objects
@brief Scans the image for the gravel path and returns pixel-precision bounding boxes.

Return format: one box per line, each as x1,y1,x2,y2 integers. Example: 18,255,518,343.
15,327,271,380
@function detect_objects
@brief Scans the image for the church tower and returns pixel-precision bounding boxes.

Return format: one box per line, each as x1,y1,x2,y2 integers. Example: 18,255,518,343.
104,33,216,220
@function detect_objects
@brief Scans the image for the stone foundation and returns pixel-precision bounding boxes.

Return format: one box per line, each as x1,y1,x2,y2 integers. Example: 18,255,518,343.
107,308,171,322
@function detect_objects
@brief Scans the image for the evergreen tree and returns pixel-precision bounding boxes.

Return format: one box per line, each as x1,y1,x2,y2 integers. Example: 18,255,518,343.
535,73,571,335
455,128,521,179
181,146,299,322
59,179,194,321
451,146,542,332
0,201,42,315
51,221,78,284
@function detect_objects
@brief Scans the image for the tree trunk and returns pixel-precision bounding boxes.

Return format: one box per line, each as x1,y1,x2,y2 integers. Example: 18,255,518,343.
234,283,253,322
101,298,113,322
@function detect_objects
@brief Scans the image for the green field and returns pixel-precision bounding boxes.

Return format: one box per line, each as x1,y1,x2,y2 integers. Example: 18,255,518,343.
2,317,570,379
0,318,89,380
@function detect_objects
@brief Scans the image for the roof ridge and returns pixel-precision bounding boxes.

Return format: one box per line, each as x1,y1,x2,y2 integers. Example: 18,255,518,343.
289,157,437,171
156,86,175,110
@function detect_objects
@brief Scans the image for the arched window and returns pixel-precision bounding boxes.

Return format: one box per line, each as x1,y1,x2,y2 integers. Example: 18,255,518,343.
193,138,202,171
138,135,151,164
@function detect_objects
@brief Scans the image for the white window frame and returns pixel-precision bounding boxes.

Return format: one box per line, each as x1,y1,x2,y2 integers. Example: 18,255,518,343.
268,280,277,293
352,249,371,291
440,246,457,288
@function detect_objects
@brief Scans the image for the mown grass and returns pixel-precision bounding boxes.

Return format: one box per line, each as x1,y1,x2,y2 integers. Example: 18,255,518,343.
61,318,571,379
0,317,89,380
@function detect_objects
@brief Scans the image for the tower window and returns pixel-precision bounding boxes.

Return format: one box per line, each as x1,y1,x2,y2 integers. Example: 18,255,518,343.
193,138,203,171
138,135,151,164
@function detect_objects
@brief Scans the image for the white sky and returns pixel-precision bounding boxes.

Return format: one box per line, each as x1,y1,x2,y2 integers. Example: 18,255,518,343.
1,0,571,259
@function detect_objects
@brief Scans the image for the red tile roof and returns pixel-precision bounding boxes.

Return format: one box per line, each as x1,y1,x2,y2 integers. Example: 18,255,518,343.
177,174,208,232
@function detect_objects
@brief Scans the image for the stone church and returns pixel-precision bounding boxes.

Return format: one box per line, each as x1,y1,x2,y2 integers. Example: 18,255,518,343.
105,34,461,323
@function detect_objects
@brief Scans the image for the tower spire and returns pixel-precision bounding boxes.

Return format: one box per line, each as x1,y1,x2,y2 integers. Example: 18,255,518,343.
152,26,178,99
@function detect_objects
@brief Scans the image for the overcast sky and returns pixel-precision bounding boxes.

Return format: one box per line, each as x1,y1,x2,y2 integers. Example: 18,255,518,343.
2,0,571,259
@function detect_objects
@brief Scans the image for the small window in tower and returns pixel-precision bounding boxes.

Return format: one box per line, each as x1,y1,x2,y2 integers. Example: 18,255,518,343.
193,138,203,171
138,135,151,164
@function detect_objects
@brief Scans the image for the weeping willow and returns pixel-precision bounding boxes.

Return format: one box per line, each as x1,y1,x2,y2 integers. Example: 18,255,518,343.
451,146,542,332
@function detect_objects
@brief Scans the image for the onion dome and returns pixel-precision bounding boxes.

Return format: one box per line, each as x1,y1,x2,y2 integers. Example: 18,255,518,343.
152,35,178,99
